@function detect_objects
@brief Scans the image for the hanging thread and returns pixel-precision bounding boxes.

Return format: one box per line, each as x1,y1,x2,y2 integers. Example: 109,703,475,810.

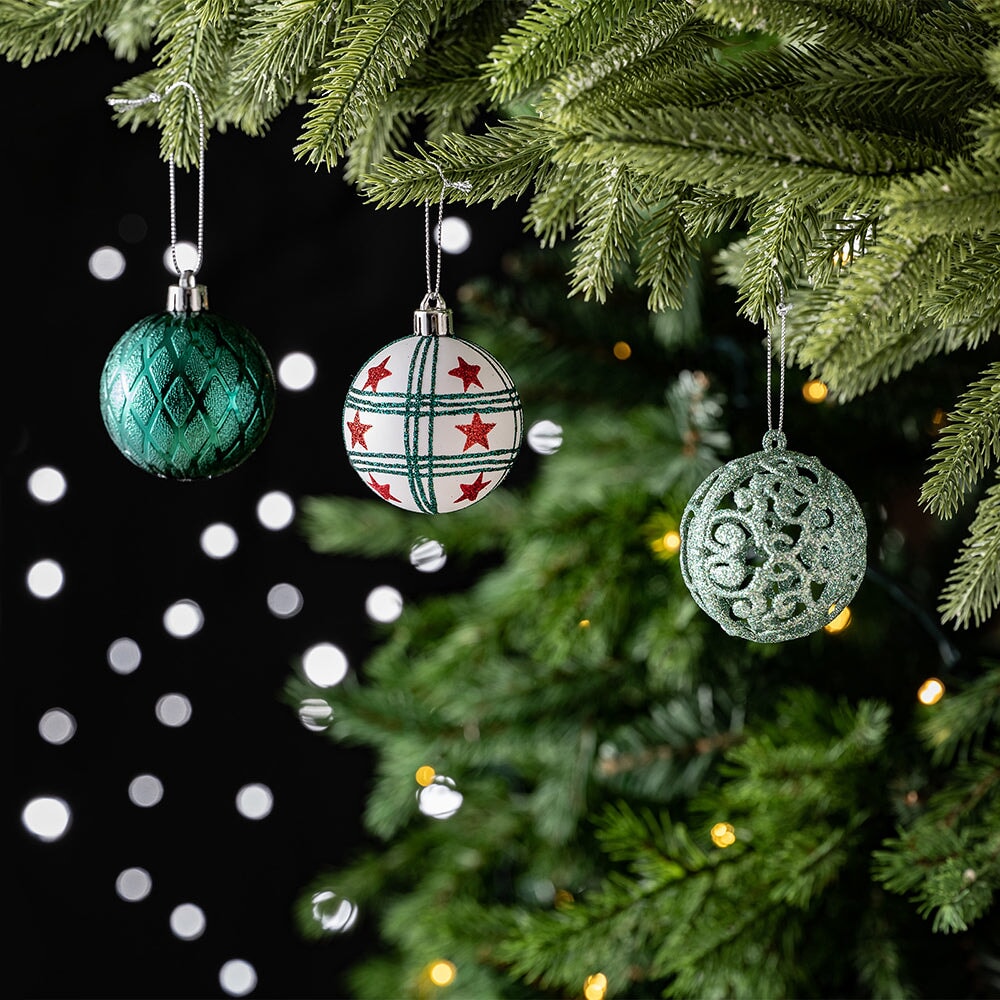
107,81,206,277
767,289,790,435
424,163,472,298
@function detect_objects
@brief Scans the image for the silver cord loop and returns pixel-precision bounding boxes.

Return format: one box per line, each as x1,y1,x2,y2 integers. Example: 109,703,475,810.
424,162,472,296
107,81,206,278
767,289,791,434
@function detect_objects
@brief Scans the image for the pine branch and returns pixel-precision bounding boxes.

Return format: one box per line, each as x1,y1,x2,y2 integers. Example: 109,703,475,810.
918,661,1000,767
920,362,1000,519
295,0,481,168
566,159,643,303
885,157,1000,236
484,0,660,104
938,470,1000,629
700,0,924,43
634,191,700,312
102,0,157,62
222,0,338,135
0,0,126,66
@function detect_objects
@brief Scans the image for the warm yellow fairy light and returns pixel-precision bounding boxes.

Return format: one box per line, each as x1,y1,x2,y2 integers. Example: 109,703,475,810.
554,888,575,908
584,972,608,1000
802,379,829,404
415,765,436,786
579,619,591,629
613,341,632,360
662,530,681,553
428,960,456,987
824,606,852,633
918,678,945,705
710,821,736,848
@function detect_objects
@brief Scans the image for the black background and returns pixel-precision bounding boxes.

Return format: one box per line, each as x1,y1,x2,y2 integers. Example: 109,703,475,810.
5,40,527,1000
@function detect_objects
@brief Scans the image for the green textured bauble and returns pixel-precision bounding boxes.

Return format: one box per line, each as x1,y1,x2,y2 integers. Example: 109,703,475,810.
99,310,276,479
679,430,866,642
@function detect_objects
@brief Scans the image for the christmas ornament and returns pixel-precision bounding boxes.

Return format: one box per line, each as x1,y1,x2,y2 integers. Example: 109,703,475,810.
679,298,866,642
343,173,522,512
100,83,275,480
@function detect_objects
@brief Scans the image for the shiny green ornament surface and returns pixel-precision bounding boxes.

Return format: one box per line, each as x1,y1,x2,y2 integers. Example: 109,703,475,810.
99,310,276,479
679,430,866,642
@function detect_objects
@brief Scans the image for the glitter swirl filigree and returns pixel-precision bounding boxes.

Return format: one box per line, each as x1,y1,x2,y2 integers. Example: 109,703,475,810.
679,431,867,642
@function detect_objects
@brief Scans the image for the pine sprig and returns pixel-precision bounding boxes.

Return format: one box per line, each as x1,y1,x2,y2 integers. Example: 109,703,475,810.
0,0,125,66
920,362,1000,519
937,470,1000,629
484,0,660,104
295,0,480,168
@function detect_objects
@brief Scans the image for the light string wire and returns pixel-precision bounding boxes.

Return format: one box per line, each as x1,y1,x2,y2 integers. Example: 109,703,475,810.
767,287,791,434
107,81,206,278
424,163,472,298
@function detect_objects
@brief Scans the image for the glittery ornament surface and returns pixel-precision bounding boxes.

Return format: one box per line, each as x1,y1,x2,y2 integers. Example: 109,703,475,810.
680,431,866,642
344,333,522,513
100,310,275,479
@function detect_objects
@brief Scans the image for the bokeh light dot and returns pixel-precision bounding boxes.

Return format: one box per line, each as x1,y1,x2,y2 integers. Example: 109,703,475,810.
302,643,349,687
298,698,334,731
277,352,317,391
170,902,206,941
428,960,457,987
220,959,258,997
163,599,204,638
918,677,945,705
27,559,64,598
438,216,472,254
311,891,359,933
107,637,142,674
115,867,152,902
366,585,403,623
156,692,193,728
410,538,447,573
418,778,463,820
236,783,274,820
128,773,164,808
27,466,67,503
201,522,239,559
22,796,72,842
39,708,77,745
163,241,199,274
267,582,303,618
256,491,295,530
89,245,126,280
527,419,564,455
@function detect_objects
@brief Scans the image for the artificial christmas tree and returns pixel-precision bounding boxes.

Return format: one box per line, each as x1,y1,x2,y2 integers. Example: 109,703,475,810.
3,2,997,997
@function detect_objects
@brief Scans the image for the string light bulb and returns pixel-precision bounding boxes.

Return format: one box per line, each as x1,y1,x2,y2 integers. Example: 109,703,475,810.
584,972,608,1000
710,821,736,847
802,379,829,403
427,960,456,987
917,677,945,705
613,341,631,360
415,765,436,787
824,606,852,633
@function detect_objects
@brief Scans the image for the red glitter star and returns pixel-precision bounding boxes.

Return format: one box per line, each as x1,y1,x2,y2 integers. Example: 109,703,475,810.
448,356,483,391
367,474,401,503
346,410,373,449
455,412,496,452
363,356,392,391
455,472,491,504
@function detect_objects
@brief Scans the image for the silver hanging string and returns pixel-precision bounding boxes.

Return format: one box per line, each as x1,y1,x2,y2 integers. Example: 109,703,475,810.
424,162,472,298
767,289,791,434
107,81,206,277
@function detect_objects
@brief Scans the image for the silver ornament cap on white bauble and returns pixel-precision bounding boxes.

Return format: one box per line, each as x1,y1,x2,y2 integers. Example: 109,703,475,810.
343,293,523,513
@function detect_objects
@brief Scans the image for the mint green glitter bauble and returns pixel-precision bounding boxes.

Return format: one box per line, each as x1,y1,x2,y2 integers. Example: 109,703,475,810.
99,310,276,479
679,430,866,642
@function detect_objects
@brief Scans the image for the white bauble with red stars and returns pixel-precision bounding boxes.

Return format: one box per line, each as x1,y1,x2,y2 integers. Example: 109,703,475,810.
343,295,523,513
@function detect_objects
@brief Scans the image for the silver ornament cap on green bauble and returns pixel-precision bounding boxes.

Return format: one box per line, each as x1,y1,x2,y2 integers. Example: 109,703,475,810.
679,429,866,642
98,271,276,480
